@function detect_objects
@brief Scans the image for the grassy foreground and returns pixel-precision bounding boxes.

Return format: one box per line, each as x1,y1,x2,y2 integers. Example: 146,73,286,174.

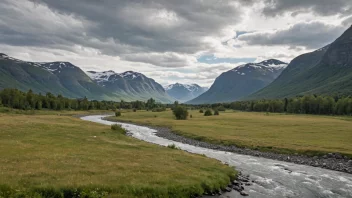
107,110,352,157
0,112,236,198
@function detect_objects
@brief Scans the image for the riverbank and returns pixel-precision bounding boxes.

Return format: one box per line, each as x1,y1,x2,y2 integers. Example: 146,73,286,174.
104,116,352,174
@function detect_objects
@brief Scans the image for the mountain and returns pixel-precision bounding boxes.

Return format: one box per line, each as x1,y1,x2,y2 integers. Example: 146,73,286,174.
164,83,208,102
248,25,352,99
186,59,287,104
0,54,129,101
86,70,173,103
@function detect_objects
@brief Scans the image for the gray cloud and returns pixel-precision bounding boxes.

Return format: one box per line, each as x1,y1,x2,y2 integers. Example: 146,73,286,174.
237,21,346,49
26,0,243,54
262,0,352,17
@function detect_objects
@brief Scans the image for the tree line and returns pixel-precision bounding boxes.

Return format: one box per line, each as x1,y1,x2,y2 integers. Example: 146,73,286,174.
0,88,166,111
192,95,352,116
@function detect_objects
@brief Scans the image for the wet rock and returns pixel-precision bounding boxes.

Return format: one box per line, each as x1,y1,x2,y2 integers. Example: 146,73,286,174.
240,191,249,196
232,181,240,186
348,160,352,167
225,187,232,192
233,186,242,192
335,153,343,159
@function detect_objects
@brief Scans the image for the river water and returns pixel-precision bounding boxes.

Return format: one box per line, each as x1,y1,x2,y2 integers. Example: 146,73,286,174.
81,115,352,198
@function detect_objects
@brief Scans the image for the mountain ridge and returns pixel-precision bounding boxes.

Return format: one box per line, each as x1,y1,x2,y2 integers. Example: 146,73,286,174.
186,59,287,104
164,83,208,102
247,25,352,99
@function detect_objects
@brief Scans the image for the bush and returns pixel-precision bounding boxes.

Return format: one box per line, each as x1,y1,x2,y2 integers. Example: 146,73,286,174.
204,109,212,116
199,109,204,113
167,144,179,149
214,109,219,115
133,108,137,112
115,111,121,117
190,114,193,118
172,106,189,120
111,124,127,134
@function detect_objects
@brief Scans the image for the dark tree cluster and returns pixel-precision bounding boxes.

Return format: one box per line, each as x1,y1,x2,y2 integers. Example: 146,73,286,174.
0,88,165,111
228,95,352,115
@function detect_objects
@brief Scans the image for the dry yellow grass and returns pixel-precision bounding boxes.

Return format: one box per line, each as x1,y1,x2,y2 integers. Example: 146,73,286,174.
0,113,235,197
108,110,352,156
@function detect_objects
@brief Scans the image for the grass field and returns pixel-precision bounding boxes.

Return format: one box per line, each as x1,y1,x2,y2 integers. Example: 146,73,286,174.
0,112,236,198
107,110,352,157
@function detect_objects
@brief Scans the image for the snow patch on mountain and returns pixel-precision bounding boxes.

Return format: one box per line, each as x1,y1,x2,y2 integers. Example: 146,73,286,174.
86,70,144,82
231,59,288,74
165,83,203,92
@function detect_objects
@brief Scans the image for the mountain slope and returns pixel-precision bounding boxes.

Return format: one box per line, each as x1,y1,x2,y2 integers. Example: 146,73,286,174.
0,54,121,100
165,83,208,102
248,25,352,99
186,59,287,104
86,70,173,103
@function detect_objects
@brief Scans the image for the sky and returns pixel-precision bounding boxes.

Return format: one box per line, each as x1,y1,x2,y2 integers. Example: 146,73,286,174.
0,0,351,87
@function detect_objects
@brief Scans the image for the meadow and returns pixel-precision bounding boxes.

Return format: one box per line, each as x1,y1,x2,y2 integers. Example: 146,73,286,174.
0,110,236,198
107,109,352,157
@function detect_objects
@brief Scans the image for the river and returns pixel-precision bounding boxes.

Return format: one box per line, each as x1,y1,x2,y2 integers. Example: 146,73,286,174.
81,115,352,198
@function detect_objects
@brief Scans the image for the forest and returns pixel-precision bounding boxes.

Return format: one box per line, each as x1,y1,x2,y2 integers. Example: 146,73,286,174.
197,95,352,116
1,88,352,116
0,88,164,111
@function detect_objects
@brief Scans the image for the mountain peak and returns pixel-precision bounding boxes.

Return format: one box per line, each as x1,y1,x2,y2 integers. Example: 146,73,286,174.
119,71,143,79
258,59,287,66
0,53,8,57
165,83,208,102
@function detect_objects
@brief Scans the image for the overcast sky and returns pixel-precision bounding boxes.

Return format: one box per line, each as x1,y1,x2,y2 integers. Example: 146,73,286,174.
1,0,351,87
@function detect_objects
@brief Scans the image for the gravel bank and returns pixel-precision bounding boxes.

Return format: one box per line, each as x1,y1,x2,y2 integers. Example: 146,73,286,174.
104,118,352,174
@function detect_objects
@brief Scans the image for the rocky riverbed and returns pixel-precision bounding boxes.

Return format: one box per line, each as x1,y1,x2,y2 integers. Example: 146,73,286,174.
104,118,352,174
153,125,352,174
86,115,352,198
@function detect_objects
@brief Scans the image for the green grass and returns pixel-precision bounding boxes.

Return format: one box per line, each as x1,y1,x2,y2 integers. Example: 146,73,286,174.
0,113,236,197
106,110,352,157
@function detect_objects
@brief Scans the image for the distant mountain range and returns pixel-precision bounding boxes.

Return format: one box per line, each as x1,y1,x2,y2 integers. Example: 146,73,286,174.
164,83,208,102
248,25,352,99
2,25,351,105
0,54,172,103
86,70,173,103
186,59,287,104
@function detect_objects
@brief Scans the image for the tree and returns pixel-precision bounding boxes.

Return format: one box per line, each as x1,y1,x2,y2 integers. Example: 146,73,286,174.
172,106,188,120
204,109,212,116
146,98,156,110
214,109,219,115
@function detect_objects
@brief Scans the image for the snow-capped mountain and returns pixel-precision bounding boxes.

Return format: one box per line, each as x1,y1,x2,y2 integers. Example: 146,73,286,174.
187,59,287,104
86,70,173,103
39,62,78,74
0,54,121,100
164,83,208,102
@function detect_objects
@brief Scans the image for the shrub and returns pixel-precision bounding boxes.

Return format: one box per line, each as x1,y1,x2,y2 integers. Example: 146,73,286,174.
214,109,219,116
172,106,189,120
167,144,179,149
115,111,121,117
111,124,127,134
204,109,212,116
199,109,204,113
190,114,193,118
133,108,137,112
